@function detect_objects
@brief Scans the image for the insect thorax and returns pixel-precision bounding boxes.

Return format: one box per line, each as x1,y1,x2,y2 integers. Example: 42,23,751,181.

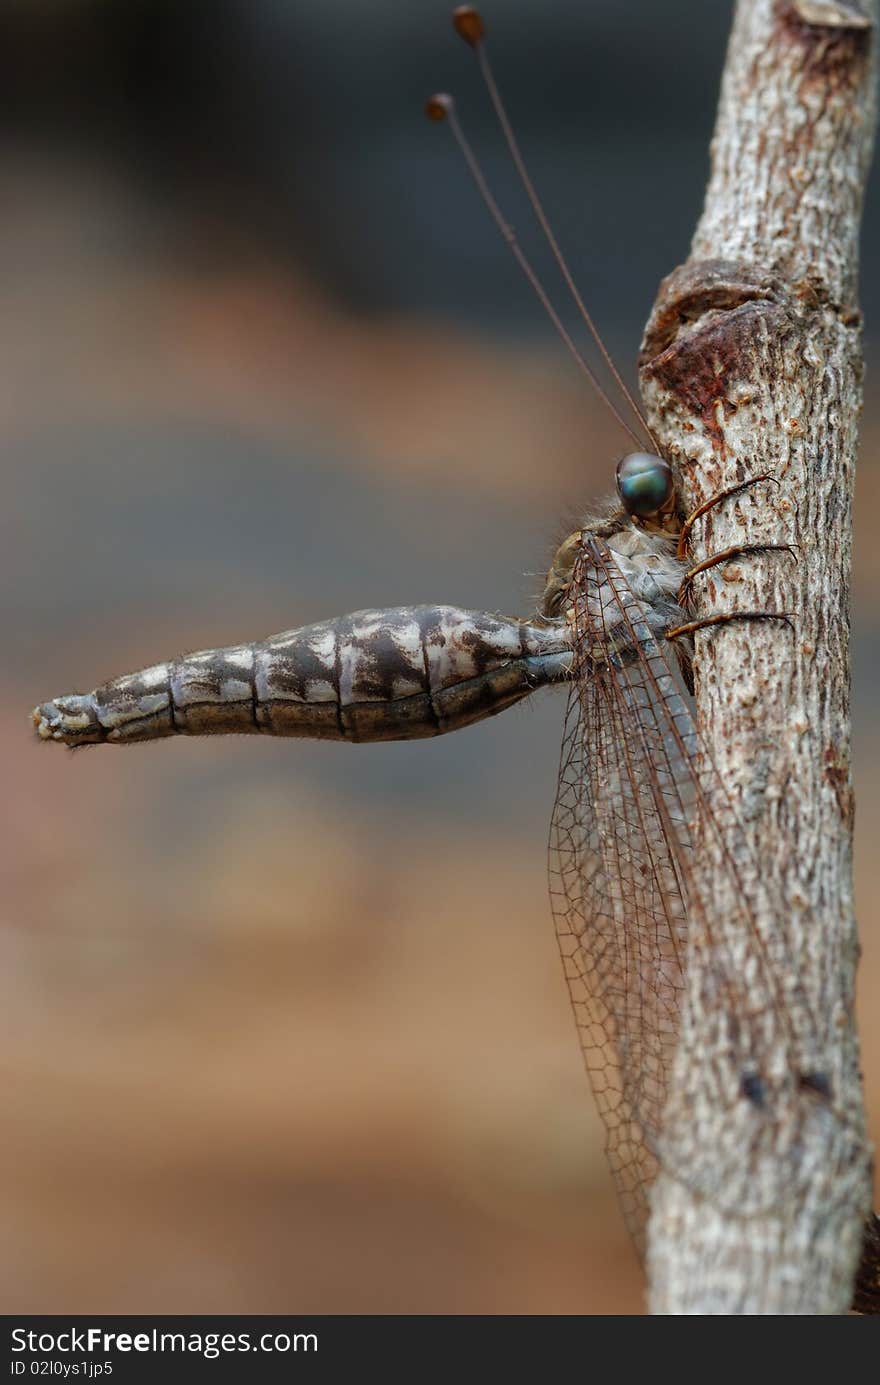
541,505,686,636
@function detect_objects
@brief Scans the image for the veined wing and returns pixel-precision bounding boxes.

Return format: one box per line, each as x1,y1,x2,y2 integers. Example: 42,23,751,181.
550,536,866,1252
550,575,689,1248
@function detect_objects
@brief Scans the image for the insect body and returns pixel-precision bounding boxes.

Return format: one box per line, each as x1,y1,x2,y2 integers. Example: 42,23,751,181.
32,607,572,747
33,460,687,751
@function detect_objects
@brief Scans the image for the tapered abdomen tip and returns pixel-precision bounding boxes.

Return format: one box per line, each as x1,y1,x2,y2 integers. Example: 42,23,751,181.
31,695,103,746
31,704,53,739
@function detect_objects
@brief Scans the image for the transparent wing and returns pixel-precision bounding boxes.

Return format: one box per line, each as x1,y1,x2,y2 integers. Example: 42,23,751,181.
549,537,862,1252
550,631,691,1250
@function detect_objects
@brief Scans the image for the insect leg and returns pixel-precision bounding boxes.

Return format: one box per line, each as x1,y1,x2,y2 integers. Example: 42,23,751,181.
665,610,793,641
676,474,777,559
677,543,797,605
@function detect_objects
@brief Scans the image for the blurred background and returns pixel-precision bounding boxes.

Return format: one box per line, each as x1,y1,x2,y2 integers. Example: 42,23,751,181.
1,0,878,1315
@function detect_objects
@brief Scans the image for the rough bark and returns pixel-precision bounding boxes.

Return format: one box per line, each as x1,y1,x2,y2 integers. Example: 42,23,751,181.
638,0,877,1314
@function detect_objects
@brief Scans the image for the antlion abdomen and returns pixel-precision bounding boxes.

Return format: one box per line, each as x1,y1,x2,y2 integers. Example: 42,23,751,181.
32,606,572,747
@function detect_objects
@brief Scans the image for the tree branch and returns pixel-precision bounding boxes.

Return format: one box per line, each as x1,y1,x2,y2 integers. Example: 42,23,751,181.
638,0,877,1313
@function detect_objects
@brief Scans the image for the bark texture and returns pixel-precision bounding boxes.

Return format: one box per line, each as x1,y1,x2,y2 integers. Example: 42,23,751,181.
638,0,877,1314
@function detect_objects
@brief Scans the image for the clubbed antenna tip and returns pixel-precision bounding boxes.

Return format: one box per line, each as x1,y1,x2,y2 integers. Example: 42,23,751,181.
425,92,455,122
452,6,486,48
430,1,659,453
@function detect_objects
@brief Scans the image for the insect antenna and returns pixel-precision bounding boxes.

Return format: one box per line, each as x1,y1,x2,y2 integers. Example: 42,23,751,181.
446,5,661,454
426,92,645,452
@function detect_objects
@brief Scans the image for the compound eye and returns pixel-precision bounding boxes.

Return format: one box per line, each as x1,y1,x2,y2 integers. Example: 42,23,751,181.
615,452,674,519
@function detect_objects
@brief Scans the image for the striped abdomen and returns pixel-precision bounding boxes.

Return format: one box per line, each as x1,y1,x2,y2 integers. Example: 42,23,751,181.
32,606,573,748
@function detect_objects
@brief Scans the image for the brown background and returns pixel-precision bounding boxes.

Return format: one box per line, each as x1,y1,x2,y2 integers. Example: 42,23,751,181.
1,0,877,1314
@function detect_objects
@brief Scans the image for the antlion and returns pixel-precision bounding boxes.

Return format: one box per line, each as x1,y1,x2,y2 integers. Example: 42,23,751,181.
31,5,878,1314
